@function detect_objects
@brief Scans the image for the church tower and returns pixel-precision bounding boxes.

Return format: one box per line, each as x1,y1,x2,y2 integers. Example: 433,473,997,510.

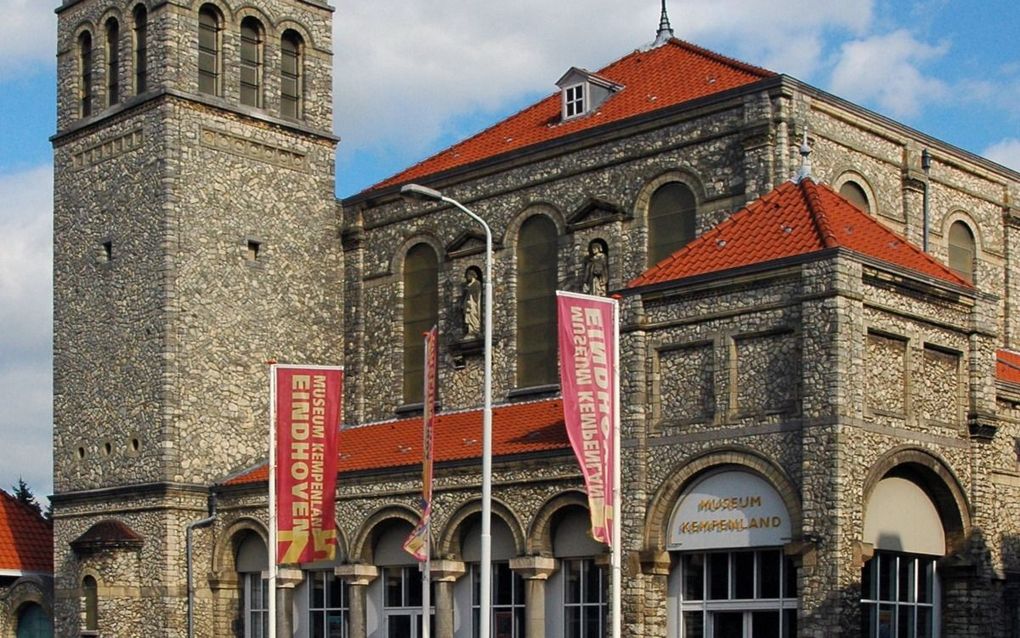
51,0,340,634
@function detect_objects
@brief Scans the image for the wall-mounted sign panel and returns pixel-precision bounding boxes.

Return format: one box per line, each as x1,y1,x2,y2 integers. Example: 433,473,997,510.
667,470,791,551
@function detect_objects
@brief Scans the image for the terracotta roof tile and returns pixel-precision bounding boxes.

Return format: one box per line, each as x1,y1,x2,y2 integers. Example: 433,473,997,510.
365,39,774,193
0,491,52,573
627,178,971,290
997,349,1020,386
225,398,569,486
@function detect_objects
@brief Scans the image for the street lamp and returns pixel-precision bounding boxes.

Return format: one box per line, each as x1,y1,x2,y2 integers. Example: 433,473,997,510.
401,183,494,638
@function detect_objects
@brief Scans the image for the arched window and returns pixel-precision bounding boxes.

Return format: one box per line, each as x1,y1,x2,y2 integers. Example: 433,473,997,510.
82,575,98,631
648,182,696,266
280,30,304,119
16,602,53,638
133,5,147,94
403,243,439,404
236,533,269,638
197,5,221,96
516,215,558,388
79,31,94,117
839,180,871,213
547,506,608,637
948,220,976,283
105,18,120,106
239,17,264,107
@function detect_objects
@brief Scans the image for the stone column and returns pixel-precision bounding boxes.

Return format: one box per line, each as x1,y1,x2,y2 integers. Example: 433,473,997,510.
430,559,466,638
335,564,379,638
208,571,240,638
509,556,558,638
276,567,304,637
639,550,671,638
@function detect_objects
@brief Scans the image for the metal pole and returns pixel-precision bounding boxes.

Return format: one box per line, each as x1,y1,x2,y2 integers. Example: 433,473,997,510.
441,196,493,638
268,364,278,638
922,148,932,252
611,298,622,638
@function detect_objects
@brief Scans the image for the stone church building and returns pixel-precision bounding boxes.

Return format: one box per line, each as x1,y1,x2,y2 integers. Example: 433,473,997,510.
49,0,1020,636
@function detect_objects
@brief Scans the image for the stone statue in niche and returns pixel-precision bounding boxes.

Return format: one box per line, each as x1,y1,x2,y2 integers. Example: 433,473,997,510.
582,240,609,297
461,267,482,338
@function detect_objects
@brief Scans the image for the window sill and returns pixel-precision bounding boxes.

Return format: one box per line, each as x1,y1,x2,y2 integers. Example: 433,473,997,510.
507,384,560,401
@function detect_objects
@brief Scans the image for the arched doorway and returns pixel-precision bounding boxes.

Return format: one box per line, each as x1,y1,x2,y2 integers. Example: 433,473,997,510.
16,602,52,638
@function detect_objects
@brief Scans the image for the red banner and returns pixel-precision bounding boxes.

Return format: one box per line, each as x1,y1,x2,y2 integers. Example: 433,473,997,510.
275,366,343,564
404,326,438,562
557,292,617,546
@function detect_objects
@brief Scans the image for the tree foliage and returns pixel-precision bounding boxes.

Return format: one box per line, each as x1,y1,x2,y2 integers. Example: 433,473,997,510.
11,477,44,518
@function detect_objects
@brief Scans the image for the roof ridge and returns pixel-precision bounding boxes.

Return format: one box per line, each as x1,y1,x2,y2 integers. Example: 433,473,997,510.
664,38,775,79
800,179,839,249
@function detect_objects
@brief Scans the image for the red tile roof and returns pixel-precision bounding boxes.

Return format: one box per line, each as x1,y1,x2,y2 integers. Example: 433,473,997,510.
0,491,52,574
225,398,569,486
365,39,774,193
627,178,971,290
997,350,1020,386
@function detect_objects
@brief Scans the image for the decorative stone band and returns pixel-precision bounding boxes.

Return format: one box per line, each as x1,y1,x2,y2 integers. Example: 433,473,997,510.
71,128,144,170
200,127,308,172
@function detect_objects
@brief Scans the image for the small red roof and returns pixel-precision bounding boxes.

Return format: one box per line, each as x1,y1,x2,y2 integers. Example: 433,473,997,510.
628,178,971,290
997,350,1020,386
0,491,52,574
365,39,774,193
225,398,569,486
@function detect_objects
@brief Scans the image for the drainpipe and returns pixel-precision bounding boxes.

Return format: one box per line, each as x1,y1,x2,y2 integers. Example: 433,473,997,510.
187,492,218,638
922,148,932,252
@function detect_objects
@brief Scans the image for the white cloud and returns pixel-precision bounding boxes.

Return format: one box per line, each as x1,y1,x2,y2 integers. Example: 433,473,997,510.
0,0,56,78
0,165,53,500
829,30,949,119
983,138,1020,173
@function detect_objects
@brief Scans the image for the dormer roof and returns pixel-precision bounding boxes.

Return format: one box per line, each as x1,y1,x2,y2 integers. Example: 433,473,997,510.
360,39,774,194
627,178,972,292
555,67,624,92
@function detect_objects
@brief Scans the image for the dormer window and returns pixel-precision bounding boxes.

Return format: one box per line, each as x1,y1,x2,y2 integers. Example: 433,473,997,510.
556,67,623,122
564,84,585,119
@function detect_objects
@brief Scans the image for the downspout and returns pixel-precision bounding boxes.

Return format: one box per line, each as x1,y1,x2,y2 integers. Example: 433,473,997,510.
187,492,218,638
922,148,932,252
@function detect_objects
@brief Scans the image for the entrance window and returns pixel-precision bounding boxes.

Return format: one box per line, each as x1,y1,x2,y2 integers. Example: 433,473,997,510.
472,562,525,638
16,602,52,638
861,552,937,638
383,566,434,638
564,558,606,638
244,572,269,638
308,570,349,638
677,549,797,638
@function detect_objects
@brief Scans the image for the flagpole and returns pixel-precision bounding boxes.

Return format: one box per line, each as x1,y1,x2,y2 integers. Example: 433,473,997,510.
268,363,278,638
422,334,431,638
611,299,622,638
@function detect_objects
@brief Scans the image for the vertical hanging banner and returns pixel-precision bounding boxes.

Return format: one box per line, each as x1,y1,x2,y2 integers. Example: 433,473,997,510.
557,291,618,546
274,365,344,565
404,326,438,561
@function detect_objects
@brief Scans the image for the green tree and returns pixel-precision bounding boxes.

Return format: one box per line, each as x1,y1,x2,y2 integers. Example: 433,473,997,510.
11,477,43,518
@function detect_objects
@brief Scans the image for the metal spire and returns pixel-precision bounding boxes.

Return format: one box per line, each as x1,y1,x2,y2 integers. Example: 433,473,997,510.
794,128,813,182
654,0,674,46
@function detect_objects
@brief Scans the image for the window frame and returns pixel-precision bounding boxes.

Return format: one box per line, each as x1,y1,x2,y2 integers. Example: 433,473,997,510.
308,569,350,638
563,83,586,119
471,561,525,638
239,16,265,108
280,30,304,119
947,220,976,283
243,571,269,638
82,575,99,631
197,5,222,96
133,4,147,94
79,30,94,117
402,243,439,404
563,558,607,638
105,18,120,106
647,181,697,266
860,551,939,638
515,214,559,389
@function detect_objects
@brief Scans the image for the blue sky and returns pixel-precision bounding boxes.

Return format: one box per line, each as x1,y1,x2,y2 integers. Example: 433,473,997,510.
0,0,1018,502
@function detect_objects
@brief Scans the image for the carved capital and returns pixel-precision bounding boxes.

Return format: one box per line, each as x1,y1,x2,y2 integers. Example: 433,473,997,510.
968,411,998,441
508,556,558,580
639,549,671,576
334,564,379,587
430,559,467,583
852,541,875,569
275,567,304,588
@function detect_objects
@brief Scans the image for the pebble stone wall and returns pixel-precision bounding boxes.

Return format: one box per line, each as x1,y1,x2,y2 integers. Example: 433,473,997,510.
49,0,1020,635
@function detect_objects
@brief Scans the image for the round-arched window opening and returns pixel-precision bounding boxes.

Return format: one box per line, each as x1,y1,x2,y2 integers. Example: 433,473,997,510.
130,437,140,452
16,602,52,638
77,447,86,460
103,441,112,456
947,220,976,283
839,180,871,213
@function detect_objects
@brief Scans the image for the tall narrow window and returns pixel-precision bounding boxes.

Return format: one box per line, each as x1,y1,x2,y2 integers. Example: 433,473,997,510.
197,5,221,96
648,182,696,266
280,30,304,119
239,17,264,107
947,220,976,283
79,31,94,117
308,571,350,638
403,244,438,404
133,5,147,94
82,575,98,631
105,18,120,106
516,215,558,388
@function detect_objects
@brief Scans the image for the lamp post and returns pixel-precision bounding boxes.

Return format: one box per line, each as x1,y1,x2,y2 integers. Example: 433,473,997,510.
401,183,494,637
